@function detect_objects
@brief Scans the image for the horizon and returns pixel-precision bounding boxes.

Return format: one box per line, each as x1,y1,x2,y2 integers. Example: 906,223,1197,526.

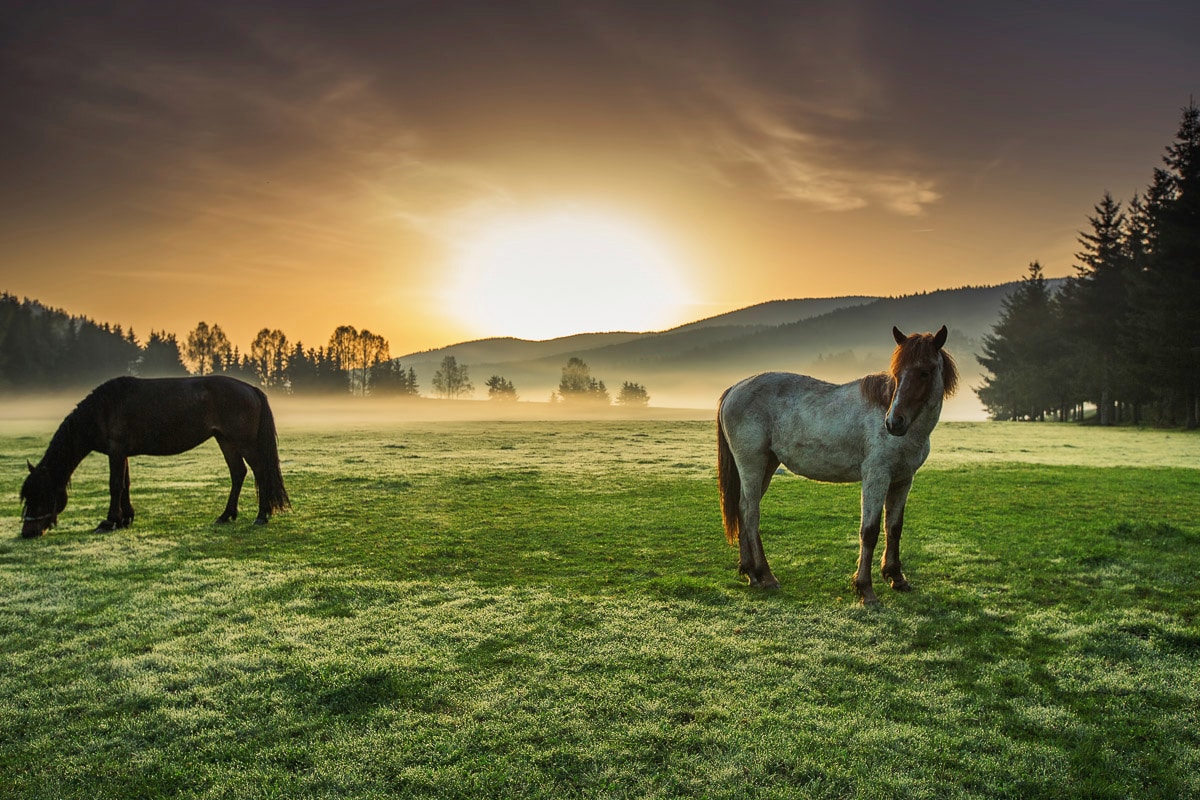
3,2,1197,350
7,274,1038,358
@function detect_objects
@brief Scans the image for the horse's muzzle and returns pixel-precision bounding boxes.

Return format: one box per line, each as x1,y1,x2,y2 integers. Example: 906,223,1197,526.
20,515,54,538
885,414,908,436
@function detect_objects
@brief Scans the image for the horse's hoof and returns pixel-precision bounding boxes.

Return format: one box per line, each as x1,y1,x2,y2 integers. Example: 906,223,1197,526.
745,572,781,589
215,516,235,525
95,521,118,533
252,517,269,526
891,580,913,592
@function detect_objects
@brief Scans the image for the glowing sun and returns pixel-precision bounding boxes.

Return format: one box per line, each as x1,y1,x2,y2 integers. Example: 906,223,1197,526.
450,209,694,341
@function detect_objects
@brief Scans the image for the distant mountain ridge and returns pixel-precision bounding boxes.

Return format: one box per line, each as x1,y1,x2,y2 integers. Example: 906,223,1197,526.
398,281,1045,419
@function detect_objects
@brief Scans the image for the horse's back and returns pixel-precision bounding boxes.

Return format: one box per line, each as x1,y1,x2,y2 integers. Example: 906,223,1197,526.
720,371,877,483
94,376,264,456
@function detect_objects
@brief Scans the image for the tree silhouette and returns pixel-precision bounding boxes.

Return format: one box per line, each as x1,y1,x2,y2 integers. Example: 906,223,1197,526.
557,357,609,404
326,325,389,395
976,263,1060,420
485,375,518,401
250,328,290,390
1063,193,1132,425
1127,101,1200,427
616,381,650,406
432,355,473,399
139,330,188,378
184,322,233,376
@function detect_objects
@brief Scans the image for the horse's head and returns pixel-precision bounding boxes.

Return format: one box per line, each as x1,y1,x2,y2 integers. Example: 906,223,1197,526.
20,461,67,538
885,325,957,436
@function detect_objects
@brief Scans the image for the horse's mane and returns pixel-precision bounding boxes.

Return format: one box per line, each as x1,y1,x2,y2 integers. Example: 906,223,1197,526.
859,373,895,409
39,379,124,473
859,334,959,409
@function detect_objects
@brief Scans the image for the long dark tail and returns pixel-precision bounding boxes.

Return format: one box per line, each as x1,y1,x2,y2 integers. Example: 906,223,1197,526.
716,394,741,545
254,391,290,513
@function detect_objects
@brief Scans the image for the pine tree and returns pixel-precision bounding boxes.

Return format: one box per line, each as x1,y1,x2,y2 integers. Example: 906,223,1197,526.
1128,102,1200,426
139,331,189,377
485,375,518,401
557,357,610,404
976,263,1060,420
1064,192,1131,424
616,381,650,406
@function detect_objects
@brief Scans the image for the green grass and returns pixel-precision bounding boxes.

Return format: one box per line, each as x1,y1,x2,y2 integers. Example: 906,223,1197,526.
2,420,1199,799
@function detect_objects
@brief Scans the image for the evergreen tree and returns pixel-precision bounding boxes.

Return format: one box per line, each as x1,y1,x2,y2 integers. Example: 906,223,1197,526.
1128,102,1200,427
616,381,650,406
139,330,189,377
976,263,1059,420
557,357,610,404
485,375,518,401
372,360,421,397
1063,192,1132,424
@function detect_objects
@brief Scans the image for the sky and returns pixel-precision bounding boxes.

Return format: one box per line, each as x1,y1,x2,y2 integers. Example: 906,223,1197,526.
2,0,1198,352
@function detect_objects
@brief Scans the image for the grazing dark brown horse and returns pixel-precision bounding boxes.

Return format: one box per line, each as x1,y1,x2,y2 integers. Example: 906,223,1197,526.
20,376,289,537
717,326,958,604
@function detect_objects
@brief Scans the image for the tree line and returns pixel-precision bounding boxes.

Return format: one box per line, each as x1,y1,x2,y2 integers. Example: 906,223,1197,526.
0,306,419,398
977,102,1200,427
0,301,653,406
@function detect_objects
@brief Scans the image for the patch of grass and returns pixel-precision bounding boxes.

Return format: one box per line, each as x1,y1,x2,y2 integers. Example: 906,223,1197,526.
1,421,1198,799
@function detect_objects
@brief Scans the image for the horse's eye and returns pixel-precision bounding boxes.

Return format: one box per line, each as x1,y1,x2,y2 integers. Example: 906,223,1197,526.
920,370,931,379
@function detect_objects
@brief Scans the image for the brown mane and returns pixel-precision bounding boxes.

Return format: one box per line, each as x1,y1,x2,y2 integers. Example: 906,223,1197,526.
859,373,895,409
859,332,959,409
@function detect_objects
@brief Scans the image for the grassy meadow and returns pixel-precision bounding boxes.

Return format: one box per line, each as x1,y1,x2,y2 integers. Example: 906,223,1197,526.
2,413,1199,799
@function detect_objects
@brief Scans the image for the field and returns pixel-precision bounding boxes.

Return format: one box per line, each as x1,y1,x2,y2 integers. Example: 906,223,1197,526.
2,415,1199,799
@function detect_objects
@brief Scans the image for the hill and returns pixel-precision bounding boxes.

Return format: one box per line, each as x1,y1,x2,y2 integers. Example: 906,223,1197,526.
397,281,1042,419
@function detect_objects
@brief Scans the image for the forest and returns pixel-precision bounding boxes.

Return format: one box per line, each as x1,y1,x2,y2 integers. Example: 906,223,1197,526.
976,103,1200,427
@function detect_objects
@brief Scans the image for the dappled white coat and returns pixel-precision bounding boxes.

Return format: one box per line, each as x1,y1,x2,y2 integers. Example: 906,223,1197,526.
719,371,944,487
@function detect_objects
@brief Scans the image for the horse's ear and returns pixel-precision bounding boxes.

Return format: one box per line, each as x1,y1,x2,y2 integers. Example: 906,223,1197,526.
27,460,35,474
933,325,948,349
892,326,906,345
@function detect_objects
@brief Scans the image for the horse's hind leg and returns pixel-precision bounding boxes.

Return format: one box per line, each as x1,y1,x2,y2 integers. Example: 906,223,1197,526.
215,435,247,524
98,454,134,532
881,478,913,592
738,454,781,589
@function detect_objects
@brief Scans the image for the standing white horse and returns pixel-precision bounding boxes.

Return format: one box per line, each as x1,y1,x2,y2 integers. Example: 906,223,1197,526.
717,326,958,604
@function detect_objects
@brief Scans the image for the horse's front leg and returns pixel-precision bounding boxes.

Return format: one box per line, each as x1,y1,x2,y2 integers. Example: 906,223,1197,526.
881,478,914,592
98,454,133,532
852,474,889,604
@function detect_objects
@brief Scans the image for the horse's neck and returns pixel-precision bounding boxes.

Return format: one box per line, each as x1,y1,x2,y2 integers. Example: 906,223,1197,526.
42,414,94,484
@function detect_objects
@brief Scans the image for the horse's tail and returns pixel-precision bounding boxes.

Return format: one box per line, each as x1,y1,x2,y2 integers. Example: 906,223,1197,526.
716,392,741,546
254,390,291,513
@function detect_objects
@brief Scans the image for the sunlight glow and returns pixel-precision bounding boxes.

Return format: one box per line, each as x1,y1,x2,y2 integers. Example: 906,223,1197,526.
449,209,695,341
